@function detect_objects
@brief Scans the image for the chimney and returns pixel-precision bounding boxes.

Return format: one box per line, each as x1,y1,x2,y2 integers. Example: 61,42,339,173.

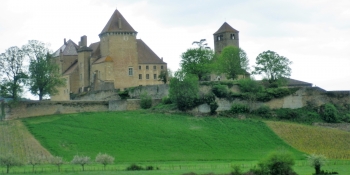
64,38,67,45
81,35,87,47
118,18,122,29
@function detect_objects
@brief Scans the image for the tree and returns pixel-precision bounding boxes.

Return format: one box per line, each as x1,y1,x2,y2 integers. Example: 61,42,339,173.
307,154,327,175
253,50,292,83
27,155,45,172
50,156,64,172
180,39,214,80
216,46,249,80
253,151,296,175
169,70,199,111
71,155,90,171
0,46,27,101
95,153,114,170
158,69,172,84
24,40,65,100
0,153,23,174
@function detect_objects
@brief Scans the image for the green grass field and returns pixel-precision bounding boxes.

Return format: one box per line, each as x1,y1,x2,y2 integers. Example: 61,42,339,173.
22,111,304,162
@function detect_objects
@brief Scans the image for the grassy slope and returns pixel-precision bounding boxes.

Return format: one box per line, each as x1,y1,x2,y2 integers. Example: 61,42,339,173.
0,120,51,162
266,121,350,159
22,111,303,162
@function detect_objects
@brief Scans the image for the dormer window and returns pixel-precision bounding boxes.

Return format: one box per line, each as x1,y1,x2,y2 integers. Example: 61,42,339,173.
231,34,235,39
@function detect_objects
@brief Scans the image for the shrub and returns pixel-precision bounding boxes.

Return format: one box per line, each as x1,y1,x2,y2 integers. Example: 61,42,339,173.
254,105,271,118
71,155,90,171
140,92,152,109
237,78,262,93
230,165,243,175
230,103,249,114
253,151,297,175
162,96,172,104
209,101,219,114
321,103,339,123
118,90,129,99
275,108,298,120
126,163,144,171
212,84,229,98
145,165,154,170
95,153,114,170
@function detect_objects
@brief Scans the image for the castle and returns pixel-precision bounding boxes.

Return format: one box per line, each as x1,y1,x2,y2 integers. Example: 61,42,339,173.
51,9,247,101
51,9,167,101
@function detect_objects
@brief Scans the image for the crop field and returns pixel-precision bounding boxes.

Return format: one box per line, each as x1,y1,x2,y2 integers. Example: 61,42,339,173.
0,120,51,162
266,121,350,159
21,111,304,162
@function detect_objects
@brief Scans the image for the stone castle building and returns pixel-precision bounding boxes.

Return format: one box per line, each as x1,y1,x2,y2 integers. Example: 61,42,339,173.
51,9,167,101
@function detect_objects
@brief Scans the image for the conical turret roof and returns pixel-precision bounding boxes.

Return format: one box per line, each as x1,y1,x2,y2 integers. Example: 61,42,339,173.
214,22,239,34
100,9,137,34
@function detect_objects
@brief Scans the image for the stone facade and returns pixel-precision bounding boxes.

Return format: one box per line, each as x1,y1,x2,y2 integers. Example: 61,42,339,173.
51,9,167,101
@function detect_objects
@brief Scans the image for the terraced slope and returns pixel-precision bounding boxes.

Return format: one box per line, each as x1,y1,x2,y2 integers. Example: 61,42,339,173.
266,121,350,159
0,120,51,162
22,111,304,162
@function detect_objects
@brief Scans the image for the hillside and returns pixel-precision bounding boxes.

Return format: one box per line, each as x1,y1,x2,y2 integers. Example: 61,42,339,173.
266,121,350,159
22,111,304,162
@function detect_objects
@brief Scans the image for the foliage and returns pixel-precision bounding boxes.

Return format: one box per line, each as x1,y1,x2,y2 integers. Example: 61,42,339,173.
253,50,292,83
71,155,90,171
0,101,4,121
169,71,199,111
21,111,304,162
161,96,172,104
209,101,219,115
212,84,229,98
307,154,327,175
158,69,172,84
27,155,45,172
95,153,114,170
253,105,271,118
0,46,28,100
140,92,152,109
230,103,249,114
321,103,339,123
49,156,64,172
237,78,262,93
0,153,23,173
24,40,65,100
231,165,243,175
253,151,296,175
118,90,129,99
267,121,350,159
200,80,237,87
126,163,144,171
180,40,214,80
215,46,249,80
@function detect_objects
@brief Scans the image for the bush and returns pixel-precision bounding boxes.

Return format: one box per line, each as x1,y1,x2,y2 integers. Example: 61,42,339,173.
162,96,172,104
140,92,152,109
230,103,249,114
321,103,339,123
209,101,219,114
212,84,229,98
253,151,297,175
118,90,129,99
237,78,262,93
126,163,144,171
275,108,298,120
254,105,271,118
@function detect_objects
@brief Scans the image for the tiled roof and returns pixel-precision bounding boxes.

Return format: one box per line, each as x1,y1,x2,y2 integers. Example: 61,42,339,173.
137,39,165,64
286,78,312,87
93,56,114,64
100,9,137,34
89,42,100,58
214,22,239,34
63,60,78,75
52,39,79,57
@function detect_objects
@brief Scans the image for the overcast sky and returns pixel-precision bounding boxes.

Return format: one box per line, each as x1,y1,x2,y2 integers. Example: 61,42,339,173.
1,0,350,97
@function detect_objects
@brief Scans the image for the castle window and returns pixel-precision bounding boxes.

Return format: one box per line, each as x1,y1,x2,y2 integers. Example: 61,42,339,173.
154,74,157,80
139,74,142,79
161,66,164,69
153,66,156,70
146,74,149,79
231,34,235,39
139,66,141,70
128,67,133,76
146,65,149,70
217,35,223,41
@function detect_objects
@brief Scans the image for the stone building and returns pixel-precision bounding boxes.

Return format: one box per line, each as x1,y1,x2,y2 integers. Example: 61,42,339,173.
51,9,167,101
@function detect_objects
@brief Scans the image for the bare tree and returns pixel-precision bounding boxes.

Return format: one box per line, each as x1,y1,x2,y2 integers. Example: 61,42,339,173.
95,153,114,170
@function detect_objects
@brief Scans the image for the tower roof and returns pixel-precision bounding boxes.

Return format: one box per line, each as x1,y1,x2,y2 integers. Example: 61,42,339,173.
100,9,137,35
214,22,239,34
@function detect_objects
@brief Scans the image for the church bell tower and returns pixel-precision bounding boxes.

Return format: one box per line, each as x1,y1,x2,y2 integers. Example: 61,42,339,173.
213,22,239,54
